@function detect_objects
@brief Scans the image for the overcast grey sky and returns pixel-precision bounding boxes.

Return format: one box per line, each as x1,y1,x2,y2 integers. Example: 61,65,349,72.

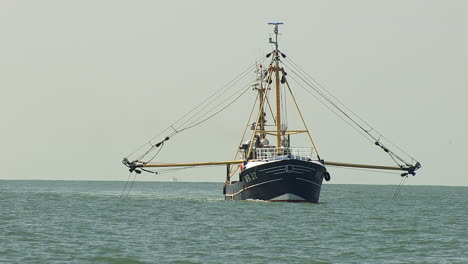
1,0,467,186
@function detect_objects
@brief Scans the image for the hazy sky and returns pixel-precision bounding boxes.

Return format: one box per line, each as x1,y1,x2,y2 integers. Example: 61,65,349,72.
1,0,467,186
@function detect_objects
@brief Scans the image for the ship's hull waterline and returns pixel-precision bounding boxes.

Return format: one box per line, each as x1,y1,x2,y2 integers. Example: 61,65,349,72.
224,159,326,203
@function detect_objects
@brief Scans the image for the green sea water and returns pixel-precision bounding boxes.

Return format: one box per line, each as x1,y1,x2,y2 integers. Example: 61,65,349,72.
0,180,466,264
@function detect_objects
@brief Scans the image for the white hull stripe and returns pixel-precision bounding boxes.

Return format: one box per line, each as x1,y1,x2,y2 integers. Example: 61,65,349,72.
225,178,283,197
296,177,321,187
294,165,317,171
259,166,286,173
261,165,316,175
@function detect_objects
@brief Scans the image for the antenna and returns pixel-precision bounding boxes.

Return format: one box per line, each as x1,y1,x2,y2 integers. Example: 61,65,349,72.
267,22,283,52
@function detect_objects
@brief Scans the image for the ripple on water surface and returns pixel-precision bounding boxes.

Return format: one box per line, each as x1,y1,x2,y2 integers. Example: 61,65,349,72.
0,181,467,264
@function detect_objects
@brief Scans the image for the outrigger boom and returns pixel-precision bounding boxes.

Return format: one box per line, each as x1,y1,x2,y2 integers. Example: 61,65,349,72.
131,160,245,168
122,158,420,175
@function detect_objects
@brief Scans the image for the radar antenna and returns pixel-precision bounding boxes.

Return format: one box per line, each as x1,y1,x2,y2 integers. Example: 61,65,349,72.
268,22,283,52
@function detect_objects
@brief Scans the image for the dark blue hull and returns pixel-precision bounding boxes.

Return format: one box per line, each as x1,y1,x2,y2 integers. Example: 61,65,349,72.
224,159,326,202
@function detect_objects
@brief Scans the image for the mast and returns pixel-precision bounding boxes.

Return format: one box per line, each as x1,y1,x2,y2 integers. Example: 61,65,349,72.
269,22,283,150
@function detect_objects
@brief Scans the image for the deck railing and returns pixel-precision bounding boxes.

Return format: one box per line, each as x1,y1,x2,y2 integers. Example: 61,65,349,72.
254,147,313,161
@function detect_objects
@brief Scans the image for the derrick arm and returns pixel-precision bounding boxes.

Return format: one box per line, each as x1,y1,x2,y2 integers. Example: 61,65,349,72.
322,160,422,176
122,158,245,173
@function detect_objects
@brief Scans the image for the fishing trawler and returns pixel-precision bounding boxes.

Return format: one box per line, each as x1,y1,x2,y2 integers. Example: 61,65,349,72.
122,23,421,202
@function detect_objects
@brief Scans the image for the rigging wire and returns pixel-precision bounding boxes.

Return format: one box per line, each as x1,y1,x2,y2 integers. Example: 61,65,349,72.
152,166,195,175
135,79,251,163
144,164,223,175
265,95,276,125
287,74,376,144
179,84,253,132
330,166,410,200
285,57,377,131
172,63,260,133
120,172,138,198
126,58,266,161
285,56,418,162
126,127,171,159
120,172,133,198
284,69,377,145
232,92,260,161
330,166,402,175
156,165,209,175
284,57,418,165
282,57,417,167
392,175,408,200
283,60,373,134
281,76,288,134
125,172,138,198
145,141,165,163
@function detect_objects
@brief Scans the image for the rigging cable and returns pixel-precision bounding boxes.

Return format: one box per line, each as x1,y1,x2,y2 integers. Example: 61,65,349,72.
179,84,253,132
287,73,376,144
281,73,288,134
282,57,417,168
125,59,266,161
284,57,417,165
125,58,267,163
145,140,166,163
232,92,260,161
172,67,258,133
120,172,133,198
285,57,377,132
285,56,417,162
392,175,408,200
283,60,374,135
124,172,138,198
169,57,266,133
120,171,138,198
331,166,402,175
